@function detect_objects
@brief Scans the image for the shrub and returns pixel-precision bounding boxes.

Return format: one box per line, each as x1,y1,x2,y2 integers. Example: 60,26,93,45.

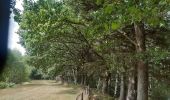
150,82,170,100
0,49,31,84
0,82,15,89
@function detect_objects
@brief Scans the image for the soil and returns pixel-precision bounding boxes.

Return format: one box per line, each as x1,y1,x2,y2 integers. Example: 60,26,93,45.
0,80,82,100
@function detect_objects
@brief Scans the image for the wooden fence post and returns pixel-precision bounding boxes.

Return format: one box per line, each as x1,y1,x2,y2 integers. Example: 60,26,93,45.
81,92,83,100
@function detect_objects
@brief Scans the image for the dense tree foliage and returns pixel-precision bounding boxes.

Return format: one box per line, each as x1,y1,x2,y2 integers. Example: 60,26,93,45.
14,0,170,100
0,49,30,84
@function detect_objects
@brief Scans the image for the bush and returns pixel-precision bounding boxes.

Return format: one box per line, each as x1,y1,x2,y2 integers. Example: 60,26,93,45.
30,68,44,80
0,49,31,84
0,82,15,89
150,82,170,100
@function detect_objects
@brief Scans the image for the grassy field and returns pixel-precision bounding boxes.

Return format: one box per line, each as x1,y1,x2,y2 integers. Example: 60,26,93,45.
0,80,82,100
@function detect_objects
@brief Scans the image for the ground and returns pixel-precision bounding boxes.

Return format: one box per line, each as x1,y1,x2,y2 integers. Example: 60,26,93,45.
0,80,82,100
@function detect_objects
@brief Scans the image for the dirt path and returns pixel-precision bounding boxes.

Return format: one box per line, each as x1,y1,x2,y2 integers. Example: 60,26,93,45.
0,80,82,100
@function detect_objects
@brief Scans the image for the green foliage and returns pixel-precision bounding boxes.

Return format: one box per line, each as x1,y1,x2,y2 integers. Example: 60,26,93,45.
150,81,170,100
13,0,170,99
111,23,120,30
0,82,15,89
0,49,30,84
104,4,113,14
30,68,44,80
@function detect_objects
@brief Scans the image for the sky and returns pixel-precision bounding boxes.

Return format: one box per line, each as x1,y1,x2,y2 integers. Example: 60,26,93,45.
8,0,25,55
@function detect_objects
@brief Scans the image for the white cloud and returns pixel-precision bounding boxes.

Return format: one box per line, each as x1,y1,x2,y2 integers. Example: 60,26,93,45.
15,0,24,11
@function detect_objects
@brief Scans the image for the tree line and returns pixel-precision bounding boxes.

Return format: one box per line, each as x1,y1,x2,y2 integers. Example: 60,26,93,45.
0,49,30,88
13,0,170,100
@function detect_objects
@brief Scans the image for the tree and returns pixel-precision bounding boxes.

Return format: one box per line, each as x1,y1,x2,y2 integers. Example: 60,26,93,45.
14,0,170,100
0,49,30,83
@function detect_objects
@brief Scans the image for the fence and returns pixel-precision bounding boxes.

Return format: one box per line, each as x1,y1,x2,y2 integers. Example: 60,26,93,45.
76,86,90,100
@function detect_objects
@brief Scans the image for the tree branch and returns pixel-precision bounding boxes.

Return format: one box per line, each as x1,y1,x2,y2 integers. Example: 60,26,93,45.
118,30,137,46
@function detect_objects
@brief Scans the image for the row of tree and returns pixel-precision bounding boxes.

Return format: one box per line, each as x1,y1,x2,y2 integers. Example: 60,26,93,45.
14,0,170,100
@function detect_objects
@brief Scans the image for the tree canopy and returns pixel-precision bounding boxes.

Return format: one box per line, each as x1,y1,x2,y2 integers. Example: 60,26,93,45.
14,0,170,100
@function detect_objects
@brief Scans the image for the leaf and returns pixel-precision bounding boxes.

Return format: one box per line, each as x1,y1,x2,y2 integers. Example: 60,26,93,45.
111,23,120,30
96,0,102,5
104,23,109,31
128,6,142,21
104,4,113,14
147,17,160,27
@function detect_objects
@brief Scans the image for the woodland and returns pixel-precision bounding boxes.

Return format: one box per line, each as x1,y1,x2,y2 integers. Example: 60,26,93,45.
1,0,170,100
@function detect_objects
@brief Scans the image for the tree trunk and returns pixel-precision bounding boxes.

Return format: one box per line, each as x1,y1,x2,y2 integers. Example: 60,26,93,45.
102,78,107,94
81,75,84,85
106,72,111,94
119,74,126,100
72,68,77,84
114,73,119,98
137,61,148,100
134,23,148,100
84,75,87,85
60,75,64,84
73,75,77,84
126,66,137,100
102,71,110,94
107,73,111,95
97,77,102,90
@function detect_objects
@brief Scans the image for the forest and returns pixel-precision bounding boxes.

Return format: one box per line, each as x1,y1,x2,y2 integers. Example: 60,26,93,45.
0,0,170,100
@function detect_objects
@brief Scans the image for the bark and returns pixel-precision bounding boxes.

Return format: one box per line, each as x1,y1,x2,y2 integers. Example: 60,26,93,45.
97,78,102,90
107,73,111,95
72,68,77,84
126,74,137,100
81,75,84,85
126,66,137,100
60,75,64,84
134,23,148,100
114,73,119,98
137,61,148,100
119,74,126,100
102,71,110,94
73,74,77,84
83,75,87,85
102,78,107,94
